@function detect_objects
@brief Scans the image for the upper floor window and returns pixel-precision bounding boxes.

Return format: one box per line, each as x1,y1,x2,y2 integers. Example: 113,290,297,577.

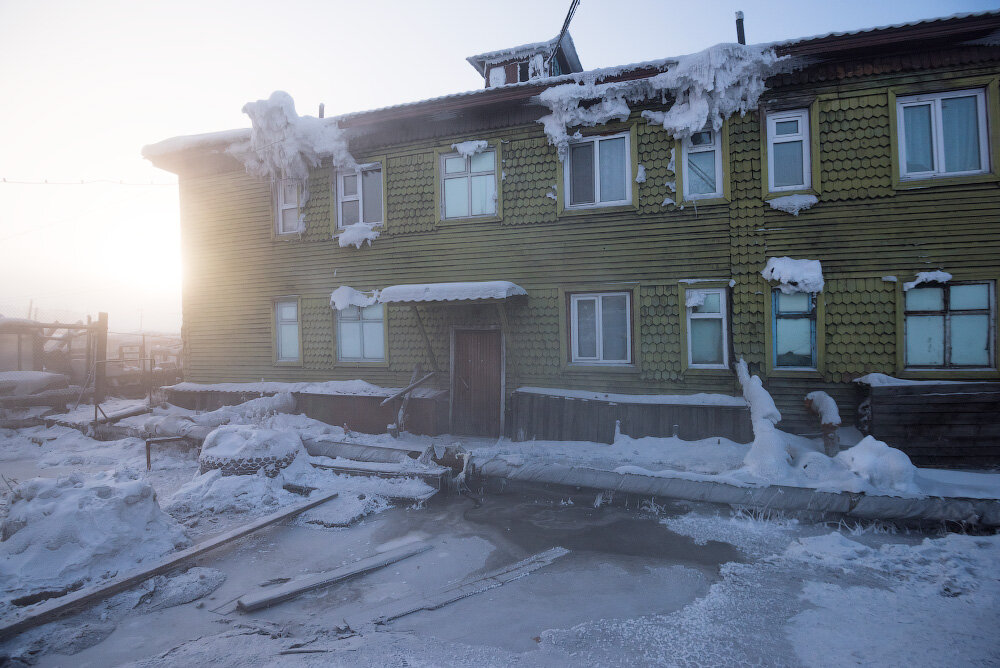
275,179,301,235
337,303,385,361
772,290,817,368
570,292,631,364
897,89,989,180
904,281,995,368
686,289,729,369
565,132,631,208
767,109,811,192
682,129,723,200
275,299,300,363
441,150,496,219
337,163,383,228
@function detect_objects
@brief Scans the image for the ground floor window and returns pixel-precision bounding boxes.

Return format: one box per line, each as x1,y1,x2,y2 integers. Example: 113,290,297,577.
570,292,631,364
772,290,817,368
904,281,995,368
337,303,385,361
686,288,728,368
275,299,300,363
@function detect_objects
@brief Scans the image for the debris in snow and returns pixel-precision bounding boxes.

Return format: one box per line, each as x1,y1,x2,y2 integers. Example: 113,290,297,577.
198,425,303,473
635,164,647,183
835,436,919,494
735,359,792,478
767,194,818,215
330,285,378,311
805,391,841,427
229,91,355,207
903,270,952,291
0,469,189,602
336,222,381,248
761,257,824,294
537,43,782,159
451,140,489,157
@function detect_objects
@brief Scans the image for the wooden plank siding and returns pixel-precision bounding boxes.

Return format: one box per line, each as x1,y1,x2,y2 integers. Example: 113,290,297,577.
172,45,1000,441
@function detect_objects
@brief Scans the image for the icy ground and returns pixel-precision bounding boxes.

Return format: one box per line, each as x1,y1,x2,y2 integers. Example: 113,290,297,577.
1,411,999,666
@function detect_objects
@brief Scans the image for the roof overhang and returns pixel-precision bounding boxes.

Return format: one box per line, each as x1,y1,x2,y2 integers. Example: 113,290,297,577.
378,281,527,304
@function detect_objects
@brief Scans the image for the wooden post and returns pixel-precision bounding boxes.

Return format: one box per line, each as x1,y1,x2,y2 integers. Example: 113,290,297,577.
93,312,108,405
410,305,439,371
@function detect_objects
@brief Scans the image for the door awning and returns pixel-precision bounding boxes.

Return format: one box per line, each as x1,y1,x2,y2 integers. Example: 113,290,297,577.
378,281,527,304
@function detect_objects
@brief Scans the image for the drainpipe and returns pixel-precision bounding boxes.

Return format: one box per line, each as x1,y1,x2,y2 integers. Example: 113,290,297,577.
736,11,746,45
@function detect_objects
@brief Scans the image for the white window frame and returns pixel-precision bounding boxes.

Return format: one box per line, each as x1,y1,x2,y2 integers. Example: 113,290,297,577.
766,109,811,193
275,299,300,363
440,149,497,219
335,162,383,229
903,280,995,369
686,288,729,369
682,129,724,200
336,303,386,362
897,88,990,180
564,131,633,209
569,292,632,365
275,179,301,235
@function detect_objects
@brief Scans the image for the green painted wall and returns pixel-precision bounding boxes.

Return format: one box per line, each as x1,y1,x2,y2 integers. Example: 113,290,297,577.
176,55,1000,434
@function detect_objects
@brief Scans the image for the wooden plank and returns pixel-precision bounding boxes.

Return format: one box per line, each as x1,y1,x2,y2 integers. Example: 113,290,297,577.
0,490,340,641
379,371,435,407
235,542,433,613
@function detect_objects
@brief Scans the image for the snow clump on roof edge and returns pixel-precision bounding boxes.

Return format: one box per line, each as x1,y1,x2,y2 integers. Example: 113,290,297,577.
537,42,784,159
761,257,825,294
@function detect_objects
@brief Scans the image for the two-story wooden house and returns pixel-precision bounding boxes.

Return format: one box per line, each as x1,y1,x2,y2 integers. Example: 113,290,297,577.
145,12,1000,456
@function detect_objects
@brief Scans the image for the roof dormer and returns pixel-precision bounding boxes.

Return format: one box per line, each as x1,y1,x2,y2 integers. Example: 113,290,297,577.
466,32,583,88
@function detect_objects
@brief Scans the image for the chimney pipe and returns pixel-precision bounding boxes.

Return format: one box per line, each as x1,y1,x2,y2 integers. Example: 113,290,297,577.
319,103,325,118
736,11,746,45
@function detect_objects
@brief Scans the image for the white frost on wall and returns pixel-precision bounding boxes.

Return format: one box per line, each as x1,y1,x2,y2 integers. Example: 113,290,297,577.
330,285,378,311
635,164,647,183
767,194,818,216
662,148,679,207
537,42,781,159
336,222,381,249
881,276,898,283
761,257,825,294
451,140,489,157
685,291,707,308
902,270,952,291
229,91,355,206
546,184,558,200
489,67,507,87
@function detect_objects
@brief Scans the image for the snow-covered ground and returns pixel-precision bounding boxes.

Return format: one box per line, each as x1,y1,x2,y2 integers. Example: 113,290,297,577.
2,400,998,666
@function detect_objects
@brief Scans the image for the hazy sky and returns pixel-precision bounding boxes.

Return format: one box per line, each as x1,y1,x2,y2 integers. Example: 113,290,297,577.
1,0,995,332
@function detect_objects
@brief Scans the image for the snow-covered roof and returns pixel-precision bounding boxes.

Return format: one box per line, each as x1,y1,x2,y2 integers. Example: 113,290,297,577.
466,32,582,74
378,281,527,304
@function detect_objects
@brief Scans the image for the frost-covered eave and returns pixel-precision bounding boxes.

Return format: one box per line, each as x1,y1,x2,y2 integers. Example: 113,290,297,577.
141,128,251,162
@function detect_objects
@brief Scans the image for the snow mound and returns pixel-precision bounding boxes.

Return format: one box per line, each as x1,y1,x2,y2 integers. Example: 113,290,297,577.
0,370,68,396
165,467,300,516
805,391,841,427
735,359,791,478
761,257,824,294
199,425,302,462
451,140,489,157
0,469,189,598
835,436,918,494
767,194,818,215
330,285,378,311
903,270,952,291
337,222,381,248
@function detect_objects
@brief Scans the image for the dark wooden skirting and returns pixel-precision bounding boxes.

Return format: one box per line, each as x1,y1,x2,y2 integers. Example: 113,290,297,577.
507,390,753,445
866,382,1000,469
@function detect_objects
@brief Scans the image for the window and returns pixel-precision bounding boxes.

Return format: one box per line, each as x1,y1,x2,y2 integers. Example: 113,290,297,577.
767,109,811,192
275,300,300,363
897,89,989,180
570,293,631,364
772,290,816,368
441,150,497,219
686,289,728,368
565,132,631,208
336,163,383,228
275,179,301,235
682,129,723,199
904,281,995,368
337,303,385,361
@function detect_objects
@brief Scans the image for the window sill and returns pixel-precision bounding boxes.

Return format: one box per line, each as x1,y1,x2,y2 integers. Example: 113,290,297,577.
335,360,390,369
894,172,999,190
273,233,303,241
683,366,733,377
559,202,638,218
437,214,501,226
680,196,729,206
763,188,818,201
563,363,640,374
274,360,303,367
768,368,823,379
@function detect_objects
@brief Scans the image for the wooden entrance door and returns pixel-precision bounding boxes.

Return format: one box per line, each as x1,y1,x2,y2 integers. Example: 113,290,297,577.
452,329,503,437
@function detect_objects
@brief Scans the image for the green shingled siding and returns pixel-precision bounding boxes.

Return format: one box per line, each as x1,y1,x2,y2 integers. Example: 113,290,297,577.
177,59,1000,433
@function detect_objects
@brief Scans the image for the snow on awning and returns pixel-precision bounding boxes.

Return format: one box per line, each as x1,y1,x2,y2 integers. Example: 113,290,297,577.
378,281,527,304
